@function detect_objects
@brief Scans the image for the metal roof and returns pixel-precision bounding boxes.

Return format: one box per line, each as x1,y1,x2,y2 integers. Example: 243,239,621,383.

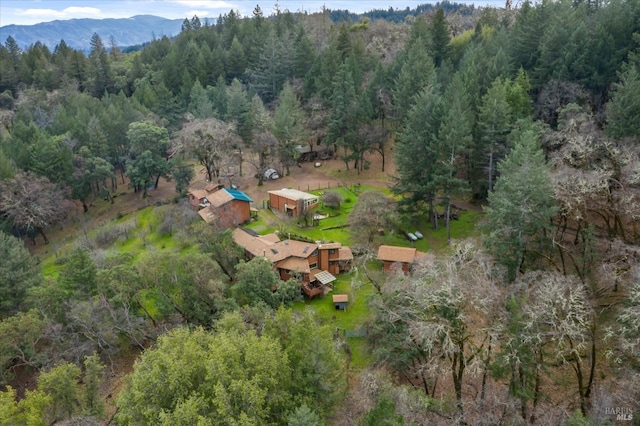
268,188,318,201
314,270,337,285
225,188,253,203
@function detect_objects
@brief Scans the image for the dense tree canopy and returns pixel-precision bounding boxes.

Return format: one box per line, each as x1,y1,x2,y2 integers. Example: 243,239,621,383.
0,233,41,317
483,126,556,280
117,311,343,425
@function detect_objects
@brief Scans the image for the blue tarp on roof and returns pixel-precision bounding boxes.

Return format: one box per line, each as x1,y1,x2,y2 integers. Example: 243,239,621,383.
225,188,253,203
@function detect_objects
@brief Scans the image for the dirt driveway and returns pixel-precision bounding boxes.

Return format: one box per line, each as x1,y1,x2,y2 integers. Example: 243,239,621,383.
227,150,396,205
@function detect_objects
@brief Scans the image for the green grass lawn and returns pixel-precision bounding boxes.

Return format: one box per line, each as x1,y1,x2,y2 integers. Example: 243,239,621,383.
243,208,280,234
292,273,376,369
247,207,481,257
246,185,398,246
245,185,366,244
400,210,483,253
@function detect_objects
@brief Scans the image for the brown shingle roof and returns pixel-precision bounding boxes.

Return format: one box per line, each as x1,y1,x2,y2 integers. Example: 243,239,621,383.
318,242,342,250
207,189,234,207
337,247,353,261
197,207,217,224
189,189,209,201
232,228,276,258
377,245,418,263
333,294,348,303
276,257,310,273
282,240,315,258
261,233,281,244
233,229,354,273
205,183,224,192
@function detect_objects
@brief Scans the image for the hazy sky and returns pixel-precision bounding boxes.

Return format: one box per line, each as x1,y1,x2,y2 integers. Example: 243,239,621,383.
1,0,502,27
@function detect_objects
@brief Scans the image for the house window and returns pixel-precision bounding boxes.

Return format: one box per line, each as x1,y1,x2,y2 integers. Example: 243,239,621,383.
309,262,317,269
311,249,318,256
329,249,336,254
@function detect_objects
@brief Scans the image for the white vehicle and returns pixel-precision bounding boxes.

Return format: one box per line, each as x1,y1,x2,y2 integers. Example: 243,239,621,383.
414,231,424,239
264,168,280,180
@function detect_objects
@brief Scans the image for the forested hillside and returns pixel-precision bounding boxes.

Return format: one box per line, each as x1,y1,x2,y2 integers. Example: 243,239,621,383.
1,1,640,424
0,15,185,53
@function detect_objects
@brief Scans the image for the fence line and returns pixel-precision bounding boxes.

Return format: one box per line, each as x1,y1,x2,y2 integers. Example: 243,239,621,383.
293,181,344,193
292,181,365,194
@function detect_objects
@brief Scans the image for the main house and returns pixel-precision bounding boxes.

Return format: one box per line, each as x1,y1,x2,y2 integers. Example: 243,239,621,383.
188,184,253,230
232,227,353,298
268,188,319,217
377,245,426,274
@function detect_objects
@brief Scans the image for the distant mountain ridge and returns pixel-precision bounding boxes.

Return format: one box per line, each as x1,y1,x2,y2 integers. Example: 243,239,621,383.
0,15,186,52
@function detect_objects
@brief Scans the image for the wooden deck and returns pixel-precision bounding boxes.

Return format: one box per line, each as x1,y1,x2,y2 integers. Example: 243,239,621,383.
302,281,324,298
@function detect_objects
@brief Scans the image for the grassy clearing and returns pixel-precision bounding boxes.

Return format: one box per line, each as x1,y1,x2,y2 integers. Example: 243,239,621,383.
346,337,371,369
243,208,280,234
38,204,197,278
292,273,376,369
399,210,483,253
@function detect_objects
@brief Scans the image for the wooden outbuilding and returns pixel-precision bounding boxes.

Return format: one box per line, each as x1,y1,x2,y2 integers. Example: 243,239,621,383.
268,188,319,217
333,294,349,310
377,245,426,274
192,187,253,230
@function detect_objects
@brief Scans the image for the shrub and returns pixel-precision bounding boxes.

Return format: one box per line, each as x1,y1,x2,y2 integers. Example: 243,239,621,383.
321,191,344,209
156,201,199,238
157,218,173,237
95,225,122,247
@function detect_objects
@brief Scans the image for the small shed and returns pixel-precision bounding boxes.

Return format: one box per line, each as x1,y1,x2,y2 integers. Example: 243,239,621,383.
377,245,425,274
333,294,349,311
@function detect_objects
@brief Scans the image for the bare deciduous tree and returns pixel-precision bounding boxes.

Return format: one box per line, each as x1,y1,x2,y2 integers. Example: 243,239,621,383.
174,118,239,183
517,271,595,419
321,191,343,209
0,171,72,244
247,130,277,186
613,271,640,363
369,241,503,419
348,190,398,247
